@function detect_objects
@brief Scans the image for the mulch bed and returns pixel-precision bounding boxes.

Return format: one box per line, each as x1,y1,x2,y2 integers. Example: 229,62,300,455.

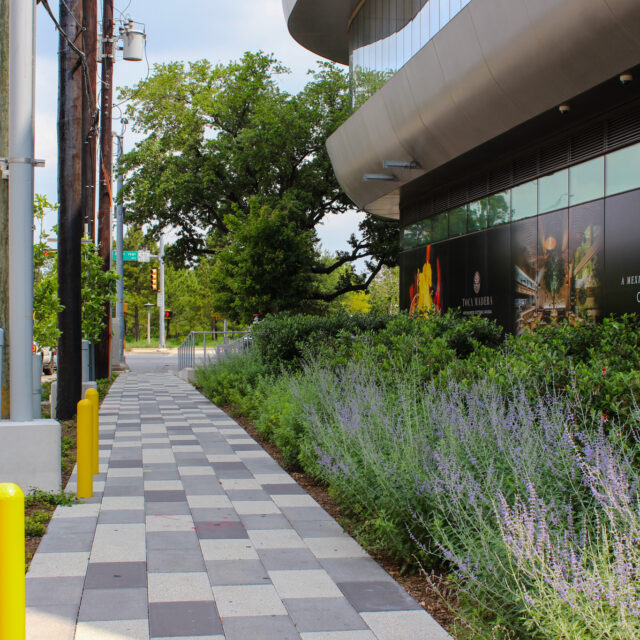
223,405,462,634
25,419,77,566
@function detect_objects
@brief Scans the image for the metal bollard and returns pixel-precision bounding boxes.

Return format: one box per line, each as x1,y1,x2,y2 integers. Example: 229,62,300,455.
85,388,99,475
77,400,94,498
0,483,25,640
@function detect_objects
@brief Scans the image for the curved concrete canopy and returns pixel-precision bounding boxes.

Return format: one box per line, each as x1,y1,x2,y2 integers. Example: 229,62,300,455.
282,0,358,65
326,0,640,219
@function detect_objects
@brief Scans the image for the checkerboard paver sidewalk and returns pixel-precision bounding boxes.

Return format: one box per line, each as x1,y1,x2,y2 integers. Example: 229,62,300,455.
26,372,451,640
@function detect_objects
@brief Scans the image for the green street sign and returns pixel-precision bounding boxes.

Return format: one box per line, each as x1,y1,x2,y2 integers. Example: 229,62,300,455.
112,250,138,261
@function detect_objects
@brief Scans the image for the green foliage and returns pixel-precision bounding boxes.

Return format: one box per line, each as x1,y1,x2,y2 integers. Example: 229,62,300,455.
122,227,159,341
97,373,120,402
366,266,399,315
209,202,316,322
33,196,63,348
195,310,640,639
25,510,52,537
81,241,118,343
24,490,77,508
33,194,117,346
120,53,398,318
194,349,268,416
250,311,392,375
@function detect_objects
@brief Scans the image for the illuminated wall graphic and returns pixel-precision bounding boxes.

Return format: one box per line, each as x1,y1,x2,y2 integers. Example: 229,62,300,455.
401,189,640,332
408,245,442,314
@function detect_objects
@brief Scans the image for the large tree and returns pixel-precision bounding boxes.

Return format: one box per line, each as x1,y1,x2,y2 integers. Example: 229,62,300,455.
120,52,397,320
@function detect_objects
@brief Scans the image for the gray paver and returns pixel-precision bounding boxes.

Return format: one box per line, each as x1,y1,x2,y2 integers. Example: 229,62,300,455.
78,587,148,621
206,559,270,586
337,581,422,612
147,548,206,573
25,577,85,606
283,597,370,633
25,372,450,640
222,615,301,640
84,562,147,589
149,601,223,637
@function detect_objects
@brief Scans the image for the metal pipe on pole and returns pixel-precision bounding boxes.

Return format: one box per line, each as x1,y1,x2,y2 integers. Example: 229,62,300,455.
95,0,113,379
115,129,125,366
8,0,36,420
158,234,165,348
0,0,10,418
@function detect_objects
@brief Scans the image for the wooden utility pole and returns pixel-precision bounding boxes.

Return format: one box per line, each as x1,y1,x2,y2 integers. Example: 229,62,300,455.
95,0,113,379
82,0,98,240
0,0,9,418
57,0,84,420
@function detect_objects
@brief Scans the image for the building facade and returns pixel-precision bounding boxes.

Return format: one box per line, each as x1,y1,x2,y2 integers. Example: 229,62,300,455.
283,0,640,332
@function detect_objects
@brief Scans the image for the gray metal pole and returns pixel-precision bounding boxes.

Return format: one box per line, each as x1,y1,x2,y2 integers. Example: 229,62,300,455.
145,304,151,345
9,0,35,421
115,131,124,364
158,234,165,348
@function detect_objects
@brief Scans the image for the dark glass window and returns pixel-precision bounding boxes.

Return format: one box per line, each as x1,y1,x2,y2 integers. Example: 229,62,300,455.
606,142,640,197
539,169,569,213
468,199,487,231
569,157,604,206
511,181,537,221
449,206,467,237
416,218,431,245
431,212,448,242
487,192,510,227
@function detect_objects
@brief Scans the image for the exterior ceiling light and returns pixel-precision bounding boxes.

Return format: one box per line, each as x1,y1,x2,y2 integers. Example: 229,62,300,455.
558,104,571,115
620,73,633,85
383,160,421,170
363,173,398,182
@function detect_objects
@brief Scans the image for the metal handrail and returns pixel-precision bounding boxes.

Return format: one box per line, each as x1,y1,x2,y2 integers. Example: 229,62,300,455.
178,330,250,371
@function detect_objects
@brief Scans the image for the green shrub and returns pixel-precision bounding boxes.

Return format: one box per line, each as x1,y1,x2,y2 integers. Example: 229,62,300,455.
25,510,52,537
195,309,640,639
24,490,76,508
251,311,392,374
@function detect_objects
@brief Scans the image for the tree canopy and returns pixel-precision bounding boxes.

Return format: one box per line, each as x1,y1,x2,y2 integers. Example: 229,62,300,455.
120,52,398,322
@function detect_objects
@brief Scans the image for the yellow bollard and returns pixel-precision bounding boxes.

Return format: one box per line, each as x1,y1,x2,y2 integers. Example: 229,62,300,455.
77,399,94,499
85,388,100,475
0,483,25,640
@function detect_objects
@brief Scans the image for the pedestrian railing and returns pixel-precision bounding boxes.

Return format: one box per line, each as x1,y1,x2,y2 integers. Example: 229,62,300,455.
177,330,250,371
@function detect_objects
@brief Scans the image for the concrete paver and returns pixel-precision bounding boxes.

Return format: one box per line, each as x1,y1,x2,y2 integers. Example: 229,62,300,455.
26,373,451,639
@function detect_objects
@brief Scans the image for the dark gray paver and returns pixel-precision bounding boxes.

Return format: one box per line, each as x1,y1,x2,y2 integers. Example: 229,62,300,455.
84,562,147,589
149,600,223,637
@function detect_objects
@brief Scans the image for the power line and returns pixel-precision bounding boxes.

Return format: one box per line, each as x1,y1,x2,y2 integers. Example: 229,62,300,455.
39,0,99,143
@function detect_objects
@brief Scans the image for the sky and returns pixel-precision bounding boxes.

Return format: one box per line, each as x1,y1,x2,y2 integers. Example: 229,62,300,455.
34,0,364,253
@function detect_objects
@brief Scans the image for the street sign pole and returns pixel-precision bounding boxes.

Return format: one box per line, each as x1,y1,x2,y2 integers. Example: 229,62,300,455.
115,128,125,366
158,234,165,348
144,302,153,346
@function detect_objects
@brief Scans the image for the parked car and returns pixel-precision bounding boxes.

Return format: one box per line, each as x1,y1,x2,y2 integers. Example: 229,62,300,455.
40,346,56,375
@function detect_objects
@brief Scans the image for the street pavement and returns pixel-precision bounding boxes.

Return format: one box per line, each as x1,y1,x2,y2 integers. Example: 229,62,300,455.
25,372,451,640
125,351,178,374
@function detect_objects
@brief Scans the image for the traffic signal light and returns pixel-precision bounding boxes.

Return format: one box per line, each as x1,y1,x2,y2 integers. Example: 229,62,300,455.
151,268,158,291
164,310,173,320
